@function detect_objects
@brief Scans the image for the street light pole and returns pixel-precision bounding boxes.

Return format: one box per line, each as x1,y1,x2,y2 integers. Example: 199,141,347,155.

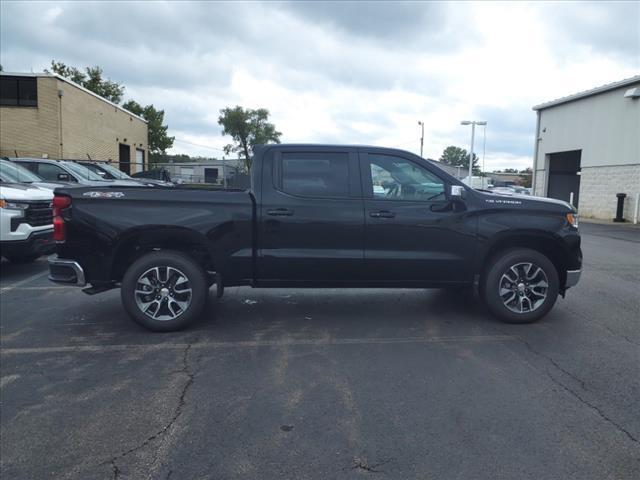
461,120,487,186
468,123,476,185
481,124,486,176
418,120,424,157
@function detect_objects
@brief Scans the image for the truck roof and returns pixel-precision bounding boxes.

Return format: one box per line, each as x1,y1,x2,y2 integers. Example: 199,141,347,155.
253,143,422,157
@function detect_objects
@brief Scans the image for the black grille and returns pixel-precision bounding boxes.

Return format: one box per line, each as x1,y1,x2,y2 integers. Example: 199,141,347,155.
24,201,53,227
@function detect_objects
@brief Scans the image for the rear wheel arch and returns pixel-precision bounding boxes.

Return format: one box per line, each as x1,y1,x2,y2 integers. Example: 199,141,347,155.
110,228,216,282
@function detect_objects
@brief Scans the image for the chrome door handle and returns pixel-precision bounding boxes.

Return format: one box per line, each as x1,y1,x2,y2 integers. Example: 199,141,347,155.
267,208,294,216
370,210,395,218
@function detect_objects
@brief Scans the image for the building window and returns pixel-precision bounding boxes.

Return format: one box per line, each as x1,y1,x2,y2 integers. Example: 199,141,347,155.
0,76,38,107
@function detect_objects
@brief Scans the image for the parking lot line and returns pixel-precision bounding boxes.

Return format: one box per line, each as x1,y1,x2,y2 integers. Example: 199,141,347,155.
0,334,518,355
1,286,74,291
0,270,50,294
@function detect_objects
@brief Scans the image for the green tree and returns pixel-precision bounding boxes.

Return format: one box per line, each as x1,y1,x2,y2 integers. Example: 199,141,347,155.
122,100,175,164
439,146,481,175
48,60,125,104
218,106,282,172
518,167,532,188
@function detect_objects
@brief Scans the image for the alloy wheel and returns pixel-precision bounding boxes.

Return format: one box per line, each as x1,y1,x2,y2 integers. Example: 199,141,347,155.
498,262,549,314
134,266,192,320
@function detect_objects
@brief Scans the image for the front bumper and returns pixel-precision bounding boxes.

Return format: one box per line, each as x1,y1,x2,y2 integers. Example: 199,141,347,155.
0,229,55,258
565,269,582,289
48,255,86,287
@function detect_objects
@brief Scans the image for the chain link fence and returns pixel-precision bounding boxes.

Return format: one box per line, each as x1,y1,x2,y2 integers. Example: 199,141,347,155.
67,158,250,189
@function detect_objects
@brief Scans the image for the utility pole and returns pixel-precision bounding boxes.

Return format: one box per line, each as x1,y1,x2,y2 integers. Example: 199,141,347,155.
418,120,424,157
460,120,487,186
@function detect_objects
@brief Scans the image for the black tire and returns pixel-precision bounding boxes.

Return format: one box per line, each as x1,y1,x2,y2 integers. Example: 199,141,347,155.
482,248,559,324
121,250,208,332
5,253,41,263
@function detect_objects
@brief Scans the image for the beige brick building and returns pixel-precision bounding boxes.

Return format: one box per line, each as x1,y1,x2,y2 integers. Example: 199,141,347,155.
0,72,148,174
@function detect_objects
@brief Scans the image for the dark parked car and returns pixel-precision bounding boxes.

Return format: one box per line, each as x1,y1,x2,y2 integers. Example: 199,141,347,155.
131,167,172,183
12,158,144,187
77,161,173,187
48,144,581,331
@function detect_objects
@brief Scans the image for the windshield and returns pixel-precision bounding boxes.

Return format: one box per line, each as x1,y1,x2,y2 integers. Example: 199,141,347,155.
0,159,43,183
63,162,108,181
97,162,131,179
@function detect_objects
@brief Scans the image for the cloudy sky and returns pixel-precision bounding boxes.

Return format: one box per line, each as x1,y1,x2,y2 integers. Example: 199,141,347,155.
1,1,638,170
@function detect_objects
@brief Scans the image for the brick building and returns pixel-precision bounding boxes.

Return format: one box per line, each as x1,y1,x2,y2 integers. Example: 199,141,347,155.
0,72,148,174
532,76,640,221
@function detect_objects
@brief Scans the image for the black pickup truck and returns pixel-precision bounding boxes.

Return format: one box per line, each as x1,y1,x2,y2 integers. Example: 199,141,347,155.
49,144,582,331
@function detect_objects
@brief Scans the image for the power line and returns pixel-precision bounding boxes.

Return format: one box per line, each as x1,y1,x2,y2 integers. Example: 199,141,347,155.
173,138,227,152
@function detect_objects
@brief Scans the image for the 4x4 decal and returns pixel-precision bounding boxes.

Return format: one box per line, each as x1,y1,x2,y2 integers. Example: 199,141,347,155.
82,191,125,198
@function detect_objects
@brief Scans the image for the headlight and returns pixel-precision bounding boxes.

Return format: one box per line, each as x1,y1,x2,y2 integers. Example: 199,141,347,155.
0,199,29,210
566,212,579,228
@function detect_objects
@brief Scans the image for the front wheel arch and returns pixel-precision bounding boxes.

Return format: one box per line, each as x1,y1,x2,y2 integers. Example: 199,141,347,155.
478,234,568,292
110,227,215,282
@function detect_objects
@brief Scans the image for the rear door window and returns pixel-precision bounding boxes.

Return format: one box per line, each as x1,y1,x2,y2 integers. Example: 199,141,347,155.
36,163,73,181
278,152,350,198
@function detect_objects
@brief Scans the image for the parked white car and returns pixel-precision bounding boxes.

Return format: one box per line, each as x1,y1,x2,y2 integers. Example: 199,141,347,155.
0,183,55,263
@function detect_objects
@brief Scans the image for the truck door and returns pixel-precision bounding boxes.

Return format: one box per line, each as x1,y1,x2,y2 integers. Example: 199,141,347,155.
257,147,365,283
359,150,476,284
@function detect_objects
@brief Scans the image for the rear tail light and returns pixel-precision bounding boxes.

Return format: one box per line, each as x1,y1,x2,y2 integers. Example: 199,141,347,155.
53,195,71,243
53,195,71,216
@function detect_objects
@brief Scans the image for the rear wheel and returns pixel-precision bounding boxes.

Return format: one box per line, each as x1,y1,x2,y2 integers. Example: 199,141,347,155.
121,250,208,332
482,248,559,324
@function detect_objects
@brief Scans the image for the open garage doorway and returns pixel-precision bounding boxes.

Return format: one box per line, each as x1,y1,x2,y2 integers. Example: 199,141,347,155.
547,150,581,207
119,143,131,175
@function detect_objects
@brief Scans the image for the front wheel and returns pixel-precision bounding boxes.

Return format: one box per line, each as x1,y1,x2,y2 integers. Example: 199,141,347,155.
482,248,559,324
121,250,208,332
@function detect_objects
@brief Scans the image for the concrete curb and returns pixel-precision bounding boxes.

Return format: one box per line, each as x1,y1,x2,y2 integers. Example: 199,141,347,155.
580,218,640,228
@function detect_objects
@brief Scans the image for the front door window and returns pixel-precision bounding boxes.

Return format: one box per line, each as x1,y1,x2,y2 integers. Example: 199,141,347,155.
368,154,445,202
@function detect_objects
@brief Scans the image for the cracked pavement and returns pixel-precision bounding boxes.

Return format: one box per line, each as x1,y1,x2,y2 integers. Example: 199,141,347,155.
1,222,639,479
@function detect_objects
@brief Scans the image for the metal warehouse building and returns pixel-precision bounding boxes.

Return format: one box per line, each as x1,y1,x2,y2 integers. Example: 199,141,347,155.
532,76,640,222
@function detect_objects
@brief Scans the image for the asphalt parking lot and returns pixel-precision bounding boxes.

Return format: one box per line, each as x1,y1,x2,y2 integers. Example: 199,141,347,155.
1,222,639,479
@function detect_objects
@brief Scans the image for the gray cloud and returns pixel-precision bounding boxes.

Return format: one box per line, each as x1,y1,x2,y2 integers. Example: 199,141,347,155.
0,1,636,164
477,106,537,157
0,0,454,93
547,1,640,60
279,1,447,46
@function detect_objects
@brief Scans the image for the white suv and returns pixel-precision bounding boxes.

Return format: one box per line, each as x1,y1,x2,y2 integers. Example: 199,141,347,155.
0,183,55,263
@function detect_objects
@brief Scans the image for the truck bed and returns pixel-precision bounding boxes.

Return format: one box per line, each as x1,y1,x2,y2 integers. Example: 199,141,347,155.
55,185,255,285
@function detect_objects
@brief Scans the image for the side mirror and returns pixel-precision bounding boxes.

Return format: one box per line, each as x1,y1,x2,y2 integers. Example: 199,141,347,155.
57,172,70,181
450,185,465,199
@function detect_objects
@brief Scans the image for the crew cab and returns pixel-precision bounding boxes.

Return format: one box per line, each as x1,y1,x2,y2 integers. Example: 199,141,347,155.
48,144,582,331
